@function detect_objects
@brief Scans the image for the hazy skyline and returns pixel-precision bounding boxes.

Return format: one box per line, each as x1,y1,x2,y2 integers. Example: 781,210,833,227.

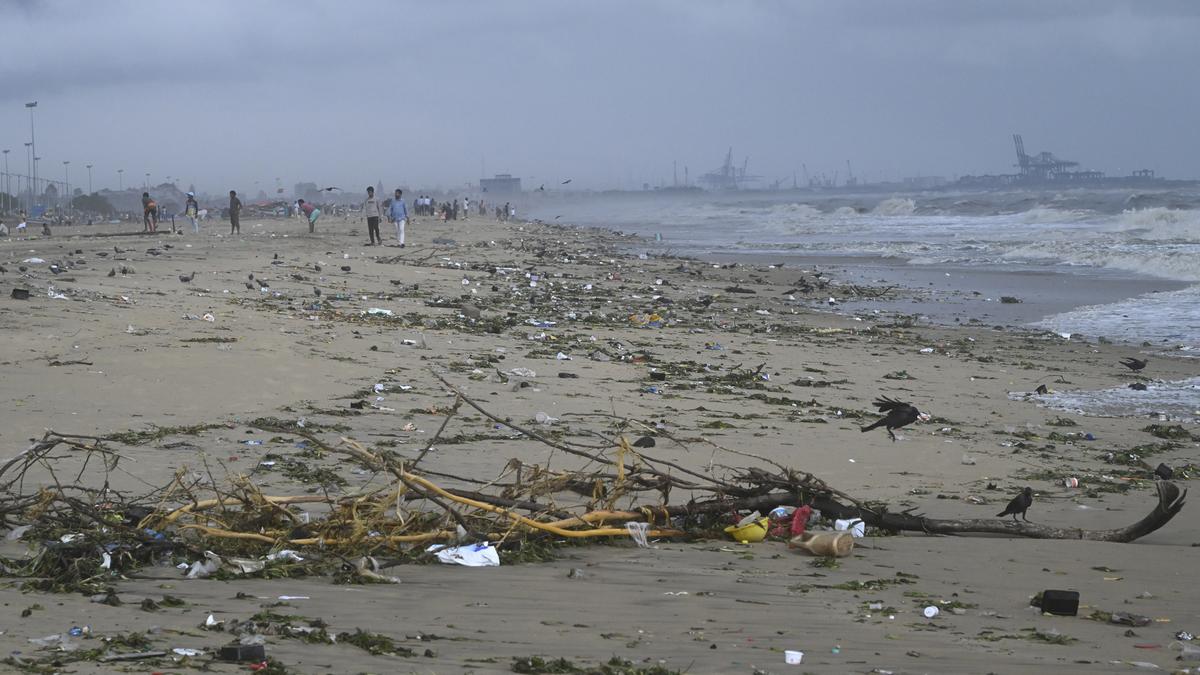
2,0,1198,194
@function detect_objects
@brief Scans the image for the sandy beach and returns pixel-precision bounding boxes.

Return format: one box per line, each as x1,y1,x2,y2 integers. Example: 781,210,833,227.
1,212,1199,674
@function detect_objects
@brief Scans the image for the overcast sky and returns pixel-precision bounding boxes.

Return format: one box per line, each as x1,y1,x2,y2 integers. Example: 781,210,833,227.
2,0,1198,194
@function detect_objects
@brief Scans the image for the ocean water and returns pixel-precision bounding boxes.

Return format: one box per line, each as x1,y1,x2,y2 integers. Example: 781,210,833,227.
526,188,1200,421
525,189,1200,349
1013,378,1200,424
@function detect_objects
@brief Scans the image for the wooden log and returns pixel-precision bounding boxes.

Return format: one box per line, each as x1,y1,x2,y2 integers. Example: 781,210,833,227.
625,481,1186,543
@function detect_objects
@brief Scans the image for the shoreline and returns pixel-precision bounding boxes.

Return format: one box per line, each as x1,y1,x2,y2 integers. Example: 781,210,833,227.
1,215,1199,673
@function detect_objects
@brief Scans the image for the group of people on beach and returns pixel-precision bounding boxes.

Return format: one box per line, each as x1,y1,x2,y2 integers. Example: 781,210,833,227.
129,185,505,247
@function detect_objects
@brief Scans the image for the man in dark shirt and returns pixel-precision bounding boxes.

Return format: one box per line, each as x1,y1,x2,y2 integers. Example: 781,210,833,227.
229,190,242,235
142,192,157,232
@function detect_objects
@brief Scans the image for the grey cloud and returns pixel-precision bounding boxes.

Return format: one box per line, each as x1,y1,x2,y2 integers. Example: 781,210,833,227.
0,0,1197,194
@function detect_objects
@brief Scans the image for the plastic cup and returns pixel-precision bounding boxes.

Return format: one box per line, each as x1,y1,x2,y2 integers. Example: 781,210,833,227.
784,650,804,664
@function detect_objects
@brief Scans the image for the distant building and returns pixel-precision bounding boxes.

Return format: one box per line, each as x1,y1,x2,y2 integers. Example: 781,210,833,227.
901,176,947,189
479,174,521,194
294,182,319,202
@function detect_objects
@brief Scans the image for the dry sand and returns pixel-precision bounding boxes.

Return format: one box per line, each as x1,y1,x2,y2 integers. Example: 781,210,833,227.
1,211,1199,674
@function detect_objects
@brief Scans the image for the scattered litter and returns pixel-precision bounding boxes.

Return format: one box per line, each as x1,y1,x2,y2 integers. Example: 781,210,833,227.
218,644,266,662
625,521,650,548
835,518,866,538
366,308,393,316
185,551,222,579
428,542,500,567
785,649,804,665
1037,589,1080,616
923,605,940,618
1112,612,1153,627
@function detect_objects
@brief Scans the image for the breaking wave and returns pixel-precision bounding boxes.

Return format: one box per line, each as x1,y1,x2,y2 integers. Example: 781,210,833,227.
873,197,916,216
1111,207,1200,240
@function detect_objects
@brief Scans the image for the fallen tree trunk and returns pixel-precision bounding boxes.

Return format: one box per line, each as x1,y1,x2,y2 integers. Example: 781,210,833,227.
824,480,1186,542
614,481,1186,543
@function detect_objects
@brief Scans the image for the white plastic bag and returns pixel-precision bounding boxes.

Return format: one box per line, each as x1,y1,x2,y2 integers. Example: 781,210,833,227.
427,542,500,567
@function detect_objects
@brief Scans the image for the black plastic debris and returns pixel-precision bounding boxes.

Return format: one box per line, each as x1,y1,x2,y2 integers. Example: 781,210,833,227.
1036,590,1080,616
218,644,266,662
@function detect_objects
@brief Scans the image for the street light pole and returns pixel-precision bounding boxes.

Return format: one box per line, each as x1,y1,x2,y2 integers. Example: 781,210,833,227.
24,142,32,214
118,169,124,191
144,173,150,190
63,160,70,214
25,102,37,210
2,149,8,213
86,164,93,195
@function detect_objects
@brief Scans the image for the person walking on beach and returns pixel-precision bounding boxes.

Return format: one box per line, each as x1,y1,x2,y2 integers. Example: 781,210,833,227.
388,188,408,247
142,192,158,232
184,192,200,234
228,190,242,235
363,185,382,245
297,199,321,233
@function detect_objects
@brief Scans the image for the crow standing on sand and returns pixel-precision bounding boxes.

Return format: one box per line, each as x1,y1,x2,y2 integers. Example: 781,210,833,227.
996,487,1034,522
860,396,925,442
1119,357,1148,372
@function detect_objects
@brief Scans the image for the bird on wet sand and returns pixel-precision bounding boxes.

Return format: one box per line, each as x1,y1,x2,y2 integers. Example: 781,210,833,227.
996,487,1034,522
1120,357,1148,372
861,396,926,442
179,271,195,283
1129,382,1148,391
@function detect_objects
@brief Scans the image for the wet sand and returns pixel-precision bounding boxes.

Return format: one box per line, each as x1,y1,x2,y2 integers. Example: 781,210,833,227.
1,212,1199,674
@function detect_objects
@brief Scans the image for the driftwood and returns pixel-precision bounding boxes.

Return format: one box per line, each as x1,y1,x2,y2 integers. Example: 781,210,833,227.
601,481,1186,543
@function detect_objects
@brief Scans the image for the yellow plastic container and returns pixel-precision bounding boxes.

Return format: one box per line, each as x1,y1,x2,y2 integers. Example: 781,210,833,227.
724,516,769,543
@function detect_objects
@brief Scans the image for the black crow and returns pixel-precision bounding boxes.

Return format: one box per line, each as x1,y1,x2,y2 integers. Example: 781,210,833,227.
1119,357,1148,372
996,487,1034,522
179,271,195,283
861,396,925,442
1035,384,1049,395
1129,382,1148,391
107,268,116,277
